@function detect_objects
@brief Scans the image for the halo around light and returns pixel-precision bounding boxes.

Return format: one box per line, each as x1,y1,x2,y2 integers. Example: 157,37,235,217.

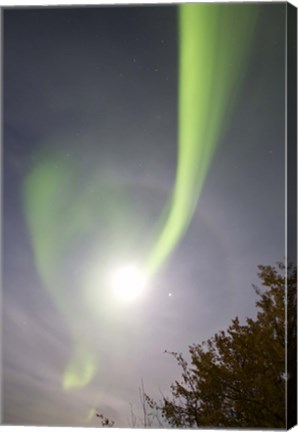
108,263,147,302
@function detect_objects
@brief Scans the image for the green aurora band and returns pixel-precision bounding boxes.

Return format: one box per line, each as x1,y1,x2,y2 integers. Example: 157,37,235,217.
22,4,258,393
146,3,258,275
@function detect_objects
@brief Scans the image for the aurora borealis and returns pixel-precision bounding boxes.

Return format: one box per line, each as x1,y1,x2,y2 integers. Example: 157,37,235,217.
146,4,257,275
3,3,286,427
21,3,258,395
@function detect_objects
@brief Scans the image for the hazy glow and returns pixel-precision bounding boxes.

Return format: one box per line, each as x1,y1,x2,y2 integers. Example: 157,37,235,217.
109,264,147,302
21,5,258,394
63,345,96,391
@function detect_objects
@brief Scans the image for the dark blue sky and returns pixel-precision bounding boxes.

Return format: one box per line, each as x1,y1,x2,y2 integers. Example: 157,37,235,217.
3,4,286,427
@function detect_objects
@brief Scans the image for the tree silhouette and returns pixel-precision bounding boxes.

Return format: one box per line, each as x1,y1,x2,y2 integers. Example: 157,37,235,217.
145,262,296,428
96,262,296,428
96,412,115,427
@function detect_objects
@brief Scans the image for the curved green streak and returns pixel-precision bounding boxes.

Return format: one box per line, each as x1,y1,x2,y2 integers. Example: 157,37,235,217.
146,4,258,275
23,159,73,304
22,4,258,396
22,156,134,390
63,345,96,391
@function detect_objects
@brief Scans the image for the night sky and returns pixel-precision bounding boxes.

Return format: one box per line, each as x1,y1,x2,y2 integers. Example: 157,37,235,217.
3,3,286,427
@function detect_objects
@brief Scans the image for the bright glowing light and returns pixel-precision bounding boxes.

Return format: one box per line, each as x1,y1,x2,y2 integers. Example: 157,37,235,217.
109,264,147,302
